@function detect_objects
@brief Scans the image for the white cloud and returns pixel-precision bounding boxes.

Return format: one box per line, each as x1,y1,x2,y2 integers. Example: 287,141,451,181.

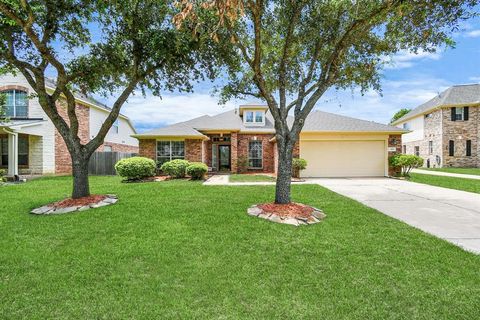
468,76,480,82
383,49,441,70
113,92,238,132
313,76,450,124
465,29,480,38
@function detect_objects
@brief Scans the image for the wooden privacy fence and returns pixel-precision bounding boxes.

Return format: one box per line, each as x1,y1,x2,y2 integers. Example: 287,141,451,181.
88,152,137,175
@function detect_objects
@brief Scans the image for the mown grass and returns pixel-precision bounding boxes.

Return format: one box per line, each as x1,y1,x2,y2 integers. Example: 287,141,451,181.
229,173,276,182
0,176,479,319
421,167,480,176
409,173,480,194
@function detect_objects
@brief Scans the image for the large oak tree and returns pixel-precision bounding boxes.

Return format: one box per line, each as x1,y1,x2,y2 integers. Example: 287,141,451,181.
0,0,218,198
178,0,477,203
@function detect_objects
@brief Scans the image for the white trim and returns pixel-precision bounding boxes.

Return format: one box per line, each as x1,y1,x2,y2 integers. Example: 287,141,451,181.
248,140,263,169
243,109,266,127
2,128,18,176
156,140,186,166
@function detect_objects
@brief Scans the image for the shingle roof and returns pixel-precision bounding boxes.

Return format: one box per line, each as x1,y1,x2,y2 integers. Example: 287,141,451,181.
302,110,405,132
393,83,480,124
135,122,207,138
134,107,404,138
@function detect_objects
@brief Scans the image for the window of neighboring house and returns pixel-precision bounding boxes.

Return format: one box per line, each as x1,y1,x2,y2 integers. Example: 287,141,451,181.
0,136,28,166
248,140,263,168
157,141,185,167
4,90,28,118
466,140,472,157
402,145,406,154
448,140,454,156
245,111,254,123
104,145,112,152
454,107,464,121
18,137,28,165
0,137,7,166
428,141,433,155
414,146,420,157
112,119,119,134
403,122,410,130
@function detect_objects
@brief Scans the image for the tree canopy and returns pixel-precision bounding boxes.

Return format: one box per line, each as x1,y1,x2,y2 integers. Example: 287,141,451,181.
0,0,220,198
176,0,478,203
391,108,411,123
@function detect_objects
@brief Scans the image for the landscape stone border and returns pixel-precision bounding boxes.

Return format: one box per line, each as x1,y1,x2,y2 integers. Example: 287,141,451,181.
31,194,118,215
247,204,326,226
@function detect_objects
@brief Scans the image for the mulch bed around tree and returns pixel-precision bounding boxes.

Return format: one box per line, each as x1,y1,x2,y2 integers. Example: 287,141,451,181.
258,202,314,218
31,194,118,215
248,202,326,226
51,195,107,209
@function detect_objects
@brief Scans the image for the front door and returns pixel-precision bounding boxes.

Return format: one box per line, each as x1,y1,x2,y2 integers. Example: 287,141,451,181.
218,145,231,171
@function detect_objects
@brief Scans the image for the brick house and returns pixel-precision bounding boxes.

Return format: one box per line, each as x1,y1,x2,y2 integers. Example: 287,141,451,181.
0,73,139,177
392,84,479,168
134,104,405,177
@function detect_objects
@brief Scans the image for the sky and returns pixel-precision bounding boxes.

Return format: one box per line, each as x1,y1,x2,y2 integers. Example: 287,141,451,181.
103,18,480,133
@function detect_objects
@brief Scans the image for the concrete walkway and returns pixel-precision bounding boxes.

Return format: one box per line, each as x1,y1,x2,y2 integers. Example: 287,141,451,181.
203,175,277,186
312,178,480,254
204,174,480,254
412,168,480,180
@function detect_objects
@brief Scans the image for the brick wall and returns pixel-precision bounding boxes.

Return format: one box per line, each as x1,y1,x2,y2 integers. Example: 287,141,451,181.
236,134,275,173
54,102,90,174
231,132,238,173
403,110,444,168
388,134,402,176
185,139,203,162
401,107,480,168
442,106,479,167
139,139,156,161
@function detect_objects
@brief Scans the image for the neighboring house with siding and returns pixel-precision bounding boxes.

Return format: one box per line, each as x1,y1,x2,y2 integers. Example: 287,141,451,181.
392,84,479,168
0,73,138,177
133,104,405,177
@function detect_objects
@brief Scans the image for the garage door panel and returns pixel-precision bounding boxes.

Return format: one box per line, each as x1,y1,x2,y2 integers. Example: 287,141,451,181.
300,140,385,177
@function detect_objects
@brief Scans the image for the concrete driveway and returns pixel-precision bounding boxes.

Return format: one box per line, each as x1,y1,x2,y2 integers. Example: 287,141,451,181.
312,178,480,254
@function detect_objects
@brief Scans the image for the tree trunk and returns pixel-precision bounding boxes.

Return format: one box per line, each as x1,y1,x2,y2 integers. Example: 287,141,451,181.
275,141,294,204
71,156,90,199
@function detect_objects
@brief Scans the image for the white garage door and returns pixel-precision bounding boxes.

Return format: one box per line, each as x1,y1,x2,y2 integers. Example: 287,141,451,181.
300,140,386,177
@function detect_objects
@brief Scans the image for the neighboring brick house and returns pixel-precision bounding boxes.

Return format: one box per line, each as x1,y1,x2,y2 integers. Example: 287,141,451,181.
0,73,139,176
392,84,480,168
134,104,405,177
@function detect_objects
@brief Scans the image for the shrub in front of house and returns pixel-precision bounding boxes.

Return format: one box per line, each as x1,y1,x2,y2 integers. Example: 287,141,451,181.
186,162,208,180
115,157,156,181
0,168,6,182
237,155,249,173
389,154,424,177
160,159,190,178
292,158,307,178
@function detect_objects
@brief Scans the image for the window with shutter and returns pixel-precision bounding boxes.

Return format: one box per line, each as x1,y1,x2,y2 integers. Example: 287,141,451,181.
454,107,464,121
414,146,420,157
448,140,454,156
464,107,469,121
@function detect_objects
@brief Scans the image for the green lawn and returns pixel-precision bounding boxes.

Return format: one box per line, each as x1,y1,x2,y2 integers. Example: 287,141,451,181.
229,173,276,182
421,167,480,176
1,176,479,319
409,173,480,194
